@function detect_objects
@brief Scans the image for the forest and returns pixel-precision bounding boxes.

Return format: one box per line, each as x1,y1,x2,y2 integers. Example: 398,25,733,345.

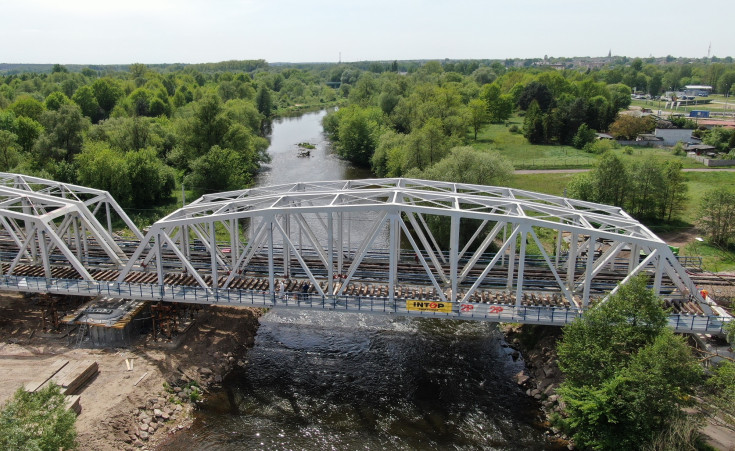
1,57,735,227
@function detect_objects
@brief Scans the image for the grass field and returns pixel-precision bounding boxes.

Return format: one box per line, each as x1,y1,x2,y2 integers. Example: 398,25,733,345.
471,119,598,169
470,116,735,270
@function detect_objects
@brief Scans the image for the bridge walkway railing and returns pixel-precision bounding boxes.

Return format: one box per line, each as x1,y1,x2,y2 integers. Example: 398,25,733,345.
0,275,729,335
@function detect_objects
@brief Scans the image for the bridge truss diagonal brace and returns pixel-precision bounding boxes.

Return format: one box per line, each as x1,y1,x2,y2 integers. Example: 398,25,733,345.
404,211,448,285
597,248,659,306
397,215,446,302
460,224,521,304
222,219,268,288
335,211,389,297
272,217,325,297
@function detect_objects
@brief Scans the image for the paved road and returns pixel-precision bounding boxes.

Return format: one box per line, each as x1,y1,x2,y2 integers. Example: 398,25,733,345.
515,168,735,174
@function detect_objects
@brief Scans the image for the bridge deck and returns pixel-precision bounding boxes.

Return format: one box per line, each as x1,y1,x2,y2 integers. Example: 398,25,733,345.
1,273,729,335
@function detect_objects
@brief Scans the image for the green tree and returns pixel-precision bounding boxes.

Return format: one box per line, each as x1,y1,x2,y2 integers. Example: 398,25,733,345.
467,98,487,140
517,81,553,111
335,106,381,166
628,159,665,219
697,187,735,246
71,85,100,121
407,146,513,186
523,100,546,144
186,145,248,197
9,96,45,122
592,152,630,207
128,88,152,117
189,94,231,156
557,276,701,450
255,85,272,117
45,91,72,111
482,83,514,123
0,383,77,451
124,147,175,205
75,141,131,203
572,123,596,149
14,116,43,153
0,130,20,170
34,104,90,165
659,160,687,221
91,78,123,118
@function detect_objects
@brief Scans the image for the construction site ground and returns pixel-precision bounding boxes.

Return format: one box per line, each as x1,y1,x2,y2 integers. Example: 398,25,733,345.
0,292,262,450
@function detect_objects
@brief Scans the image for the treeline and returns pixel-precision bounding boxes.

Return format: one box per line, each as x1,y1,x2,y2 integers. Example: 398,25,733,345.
567,152,687,222
0,63,343,212
321,61,634,181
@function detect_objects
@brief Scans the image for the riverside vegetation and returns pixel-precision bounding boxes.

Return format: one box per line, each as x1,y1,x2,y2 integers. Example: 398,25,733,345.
2,58,735,449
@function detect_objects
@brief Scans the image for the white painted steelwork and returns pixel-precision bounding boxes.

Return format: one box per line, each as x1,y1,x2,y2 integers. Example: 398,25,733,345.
118,178,709,312
0,172,142,279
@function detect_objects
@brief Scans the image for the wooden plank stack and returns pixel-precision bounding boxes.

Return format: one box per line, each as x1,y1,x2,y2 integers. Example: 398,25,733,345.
24,358,98,415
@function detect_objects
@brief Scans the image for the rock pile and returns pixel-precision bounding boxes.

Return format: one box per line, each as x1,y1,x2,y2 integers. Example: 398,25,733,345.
126,396,185,448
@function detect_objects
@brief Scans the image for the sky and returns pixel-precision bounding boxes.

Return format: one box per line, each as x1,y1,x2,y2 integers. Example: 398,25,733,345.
1,0,733,65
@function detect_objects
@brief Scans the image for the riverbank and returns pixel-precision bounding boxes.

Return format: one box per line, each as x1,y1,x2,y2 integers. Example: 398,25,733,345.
504,323,735,451
0,293,263,450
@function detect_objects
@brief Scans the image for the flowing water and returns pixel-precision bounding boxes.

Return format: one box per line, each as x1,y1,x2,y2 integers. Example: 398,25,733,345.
161,109,551,450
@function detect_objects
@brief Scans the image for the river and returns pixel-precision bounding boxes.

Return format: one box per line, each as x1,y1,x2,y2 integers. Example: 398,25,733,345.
161,109,552,450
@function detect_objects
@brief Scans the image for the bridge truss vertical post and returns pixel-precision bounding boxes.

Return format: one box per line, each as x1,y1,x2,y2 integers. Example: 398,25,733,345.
327,212,333,295
155,234,164,287
283,214,290,278
515,225,528,307
37,228,51,278
267,216,275,297
449,214,459,302
337,211,343,276
506,230,516,291
210,221,218,289
583,234,595,307
388,213,398,302
653,254,663,296
567,232,577,292
555,229,562,268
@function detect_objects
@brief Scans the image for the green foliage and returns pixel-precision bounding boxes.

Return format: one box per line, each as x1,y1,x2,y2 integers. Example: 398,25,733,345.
75,141,131,202
557,276,701,450
186,145,249,197
406,146,513,186
34,104,90,167
72,86,100,122
572,123,596,149
9,96,45,122
557,276,669,387
44,91,72,111
697,187,735,247
0,383,77,450
0,130,20,170
523,100,546,144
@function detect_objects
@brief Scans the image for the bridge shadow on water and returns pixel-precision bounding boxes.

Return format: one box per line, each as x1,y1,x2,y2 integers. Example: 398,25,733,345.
161,310,562,450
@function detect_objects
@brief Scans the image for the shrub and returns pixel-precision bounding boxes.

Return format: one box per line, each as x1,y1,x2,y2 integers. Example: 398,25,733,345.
0,383,77,450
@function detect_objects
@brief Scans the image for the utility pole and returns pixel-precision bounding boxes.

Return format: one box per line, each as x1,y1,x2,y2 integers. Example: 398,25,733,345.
182,183,186,207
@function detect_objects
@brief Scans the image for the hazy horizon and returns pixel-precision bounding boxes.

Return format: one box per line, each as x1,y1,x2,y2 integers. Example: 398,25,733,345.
1,0,732,65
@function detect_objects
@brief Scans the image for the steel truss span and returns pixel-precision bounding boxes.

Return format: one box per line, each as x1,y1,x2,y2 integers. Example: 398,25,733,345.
0,174,730,334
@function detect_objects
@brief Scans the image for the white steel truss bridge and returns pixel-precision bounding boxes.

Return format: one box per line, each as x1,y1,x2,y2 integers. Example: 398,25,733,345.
0,173,730,334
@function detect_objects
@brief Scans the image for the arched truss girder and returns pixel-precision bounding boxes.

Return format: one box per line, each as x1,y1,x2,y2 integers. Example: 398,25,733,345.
118,178,709,313
0,173,142,280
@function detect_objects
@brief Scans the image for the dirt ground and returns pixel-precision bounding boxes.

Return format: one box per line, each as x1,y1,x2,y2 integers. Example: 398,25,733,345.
0,293,262,450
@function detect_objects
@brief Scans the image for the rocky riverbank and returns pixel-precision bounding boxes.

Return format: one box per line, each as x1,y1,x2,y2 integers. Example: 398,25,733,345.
503,324,570,446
